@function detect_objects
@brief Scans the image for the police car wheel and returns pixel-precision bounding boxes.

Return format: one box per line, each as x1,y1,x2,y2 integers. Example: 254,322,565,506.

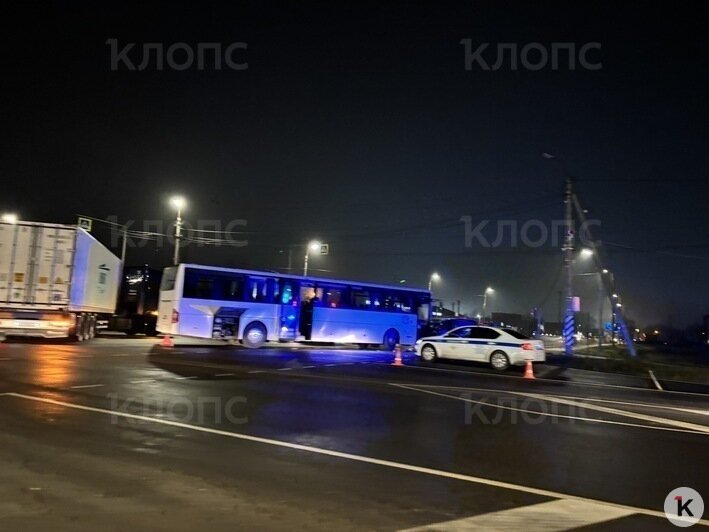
421,344,438,362
490,351,510,371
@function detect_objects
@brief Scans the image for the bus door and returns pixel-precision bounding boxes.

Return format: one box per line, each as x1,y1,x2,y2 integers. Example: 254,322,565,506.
278,280,299,340
297,284,318,340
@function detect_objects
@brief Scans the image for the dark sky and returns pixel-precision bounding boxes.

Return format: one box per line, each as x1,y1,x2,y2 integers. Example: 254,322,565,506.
1,1,707,327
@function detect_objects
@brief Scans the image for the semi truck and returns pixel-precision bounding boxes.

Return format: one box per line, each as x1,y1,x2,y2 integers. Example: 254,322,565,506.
0,220,121,341
107,265,162,336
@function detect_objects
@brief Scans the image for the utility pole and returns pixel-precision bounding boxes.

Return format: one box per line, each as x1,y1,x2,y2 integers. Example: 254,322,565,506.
597,274,604,348
562,177,575,356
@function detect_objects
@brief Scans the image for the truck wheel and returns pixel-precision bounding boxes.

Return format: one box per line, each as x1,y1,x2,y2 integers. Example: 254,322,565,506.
242,322,267,349
72,316,83,342
87,316,96,340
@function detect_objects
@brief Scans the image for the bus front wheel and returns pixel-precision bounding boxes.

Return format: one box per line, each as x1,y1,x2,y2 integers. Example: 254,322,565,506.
242,322,267,349
382,329,400,351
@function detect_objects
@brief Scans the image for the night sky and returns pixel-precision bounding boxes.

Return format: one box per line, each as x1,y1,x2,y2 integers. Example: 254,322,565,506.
1,2,707,328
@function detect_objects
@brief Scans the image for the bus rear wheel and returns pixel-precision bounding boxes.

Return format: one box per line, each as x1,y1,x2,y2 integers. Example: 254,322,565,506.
382,329,400,351
242,322,267,349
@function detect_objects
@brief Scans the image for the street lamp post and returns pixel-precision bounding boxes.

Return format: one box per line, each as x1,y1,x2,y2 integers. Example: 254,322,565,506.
481,286,494,323
303,240,321,276
428,272,440,292
170,196,186,266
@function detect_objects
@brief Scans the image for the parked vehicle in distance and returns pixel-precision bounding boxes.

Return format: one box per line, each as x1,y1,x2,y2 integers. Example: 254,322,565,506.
107,265,162,336
415,325,546,370
157,263,432,349
0,220,121,341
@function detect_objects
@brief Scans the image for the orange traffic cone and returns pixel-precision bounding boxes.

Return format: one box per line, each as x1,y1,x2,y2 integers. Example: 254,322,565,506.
392,344,403,366
523,359,535,379
160,335,174,348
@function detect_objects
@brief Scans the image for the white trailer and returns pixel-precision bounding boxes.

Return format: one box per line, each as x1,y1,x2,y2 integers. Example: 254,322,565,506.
0,221,121,341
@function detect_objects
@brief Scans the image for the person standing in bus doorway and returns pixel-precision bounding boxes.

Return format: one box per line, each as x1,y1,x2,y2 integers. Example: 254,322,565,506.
299,289,315,340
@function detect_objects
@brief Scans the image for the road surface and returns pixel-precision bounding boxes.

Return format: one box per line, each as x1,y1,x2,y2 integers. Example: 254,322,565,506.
0,336,707,531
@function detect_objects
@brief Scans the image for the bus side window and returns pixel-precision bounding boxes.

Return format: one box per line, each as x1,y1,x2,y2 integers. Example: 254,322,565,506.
280,282,294,305
247,277,270,302
222,276,244,301
268,278,280,303
351,290,371,309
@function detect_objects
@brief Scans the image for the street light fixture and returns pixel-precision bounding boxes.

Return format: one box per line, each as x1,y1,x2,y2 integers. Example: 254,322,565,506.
482,286,494,322
303,240,321,276
428,272,441,292
169,196,186,265
1,213,18,224
580,248,594,258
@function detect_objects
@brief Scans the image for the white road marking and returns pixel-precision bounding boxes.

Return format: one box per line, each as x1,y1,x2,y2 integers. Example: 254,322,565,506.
301,365,315,369
649,370,663,391
399,383,709,417
69,384,104,389
174,376,197,380
403,361,709,396
215,373,234,377
248,370,264,374
400,498,635,531
521,392,709,434
129,379,156,384
111,353,136,357
3,392,706,527
277,367,293,371
393,384,709,436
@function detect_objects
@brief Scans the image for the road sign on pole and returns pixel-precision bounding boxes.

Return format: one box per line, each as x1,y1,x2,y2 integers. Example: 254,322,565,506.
77,217,92,232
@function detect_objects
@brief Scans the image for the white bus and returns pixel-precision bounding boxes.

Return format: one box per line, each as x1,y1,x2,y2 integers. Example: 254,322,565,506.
156,264,431,349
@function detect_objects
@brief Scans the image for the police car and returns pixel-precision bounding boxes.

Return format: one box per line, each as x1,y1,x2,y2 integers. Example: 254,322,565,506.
415,325,545,371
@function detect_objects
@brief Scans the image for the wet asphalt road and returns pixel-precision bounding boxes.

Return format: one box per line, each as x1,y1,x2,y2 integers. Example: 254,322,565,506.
0,336,707,531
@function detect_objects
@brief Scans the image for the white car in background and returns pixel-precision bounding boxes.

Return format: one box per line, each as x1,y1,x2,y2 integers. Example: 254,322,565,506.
415,326,545,371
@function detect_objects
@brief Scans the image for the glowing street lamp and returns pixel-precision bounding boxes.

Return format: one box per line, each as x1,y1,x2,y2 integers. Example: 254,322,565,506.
303,240,321,276
482,286,494,320
580,248,594,258
170,196,186,265
428,272,441,292
1,213,18,224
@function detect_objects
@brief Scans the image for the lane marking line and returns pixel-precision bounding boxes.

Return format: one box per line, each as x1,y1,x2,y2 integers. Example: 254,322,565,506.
2,392,706,526
129,379,156,384
174,376,197,380
395,383,709,417
399,498,635,531
402,361,708,397
69,384,104,389
247,370,264,374
392,384,708,436
649,370,664,391
521,392,709,434
215,373,234,377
